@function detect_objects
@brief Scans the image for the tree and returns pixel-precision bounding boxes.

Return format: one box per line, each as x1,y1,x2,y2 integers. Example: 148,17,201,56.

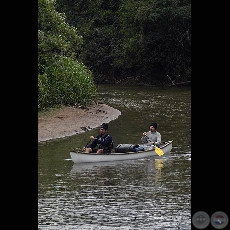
38,0,97,111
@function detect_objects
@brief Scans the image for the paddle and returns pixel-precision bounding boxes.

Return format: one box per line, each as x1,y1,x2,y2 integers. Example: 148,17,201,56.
81,139,92,152
85,139,92,147
73,139,92,152
145,135,164,156
154,146,164,156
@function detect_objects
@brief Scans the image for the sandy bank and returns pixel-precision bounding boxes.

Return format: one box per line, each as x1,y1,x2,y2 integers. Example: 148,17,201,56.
38,103,121,142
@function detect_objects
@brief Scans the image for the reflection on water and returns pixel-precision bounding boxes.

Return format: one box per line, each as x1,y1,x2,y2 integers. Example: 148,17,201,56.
38,155,191,229
38,85,191,229
155,158,164,170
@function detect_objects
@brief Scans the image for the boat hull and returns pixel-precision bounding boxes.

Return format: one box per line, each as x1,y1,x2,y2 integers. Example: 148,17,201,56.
70,140,173,163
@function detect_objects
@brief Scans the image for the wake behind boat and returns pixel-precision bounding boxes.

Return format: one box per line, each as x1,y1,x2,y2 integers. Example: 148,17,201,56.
70,140,173,163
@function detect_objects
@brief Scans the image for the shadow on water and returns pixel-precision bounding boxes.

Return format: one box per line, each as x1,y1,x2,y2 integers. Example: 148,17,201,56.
38,85,191,229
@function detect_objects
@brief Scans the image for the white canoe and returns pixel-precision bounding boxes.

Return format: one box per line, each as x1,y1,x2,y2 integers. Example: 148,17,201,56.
70,140,173,163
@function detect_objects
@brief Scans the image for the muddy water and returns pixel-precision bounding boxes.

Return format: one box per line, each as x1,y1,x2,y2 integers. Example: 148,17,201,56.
38,85,191,229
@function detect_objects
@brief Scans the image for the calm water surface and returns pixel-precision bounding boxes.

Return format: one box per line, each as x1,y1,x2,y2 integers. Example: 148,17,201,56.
38,85,191,229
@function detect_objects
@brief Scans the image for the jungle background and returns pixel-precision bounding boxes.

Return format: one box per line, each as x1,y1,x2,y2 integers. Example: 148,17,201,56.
38,0,191,111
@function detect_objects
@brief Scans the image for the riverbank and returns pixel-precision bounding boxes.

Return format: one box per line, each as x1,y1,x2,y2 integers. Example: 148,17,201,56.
38,102,121,142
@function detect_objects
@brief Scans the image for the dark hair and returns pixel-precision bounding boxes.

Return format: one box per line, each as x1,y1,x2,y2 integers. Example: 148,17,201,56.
101,123,108,130
150,122,157,129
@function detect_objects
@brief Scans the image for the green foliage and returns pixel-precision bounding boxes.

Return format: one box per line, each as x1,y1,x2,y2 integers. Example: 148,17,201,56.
56,0,121,83
38,0,97,111
114,0,191,83
54,0,191,85
38,0,83,71
38,55,97,111
38,74,50,110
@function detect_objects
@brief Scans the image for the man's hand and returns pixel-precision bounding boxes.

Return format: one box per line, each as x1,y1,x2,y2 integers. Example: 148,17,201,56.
142,132,147,136
90,136,95,140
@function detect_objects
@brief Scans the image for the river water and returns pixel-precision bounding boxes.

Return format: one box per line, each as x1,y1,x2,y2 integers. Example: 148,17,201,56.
38,84,191,229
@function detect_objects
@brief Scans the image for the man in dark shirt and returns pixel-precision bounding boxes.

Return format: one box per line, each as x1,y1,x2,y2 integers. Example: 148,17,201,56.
83,123,113,154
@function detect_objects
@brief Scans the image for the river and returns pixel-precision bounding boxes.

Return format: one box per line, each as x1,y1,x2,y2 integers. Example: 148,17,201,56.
38,84,191,229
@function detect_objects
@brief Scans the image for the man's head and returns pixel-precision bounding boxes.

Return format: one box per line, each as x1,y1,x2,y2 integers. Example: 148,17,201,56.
100,123,108,134
101,123,108,130
150,122,157,131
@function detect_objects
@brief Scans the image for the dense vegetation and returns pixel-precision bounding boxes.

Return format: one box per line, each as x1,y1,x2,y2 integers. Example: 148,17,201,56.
38,0,97,111
56,0,191,86
38,0,191,111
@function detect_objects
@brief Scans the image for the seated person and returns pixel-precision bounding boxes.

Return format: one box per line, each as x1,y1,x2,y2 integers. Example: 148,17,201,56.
141,122,161,147
83,123,113,154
